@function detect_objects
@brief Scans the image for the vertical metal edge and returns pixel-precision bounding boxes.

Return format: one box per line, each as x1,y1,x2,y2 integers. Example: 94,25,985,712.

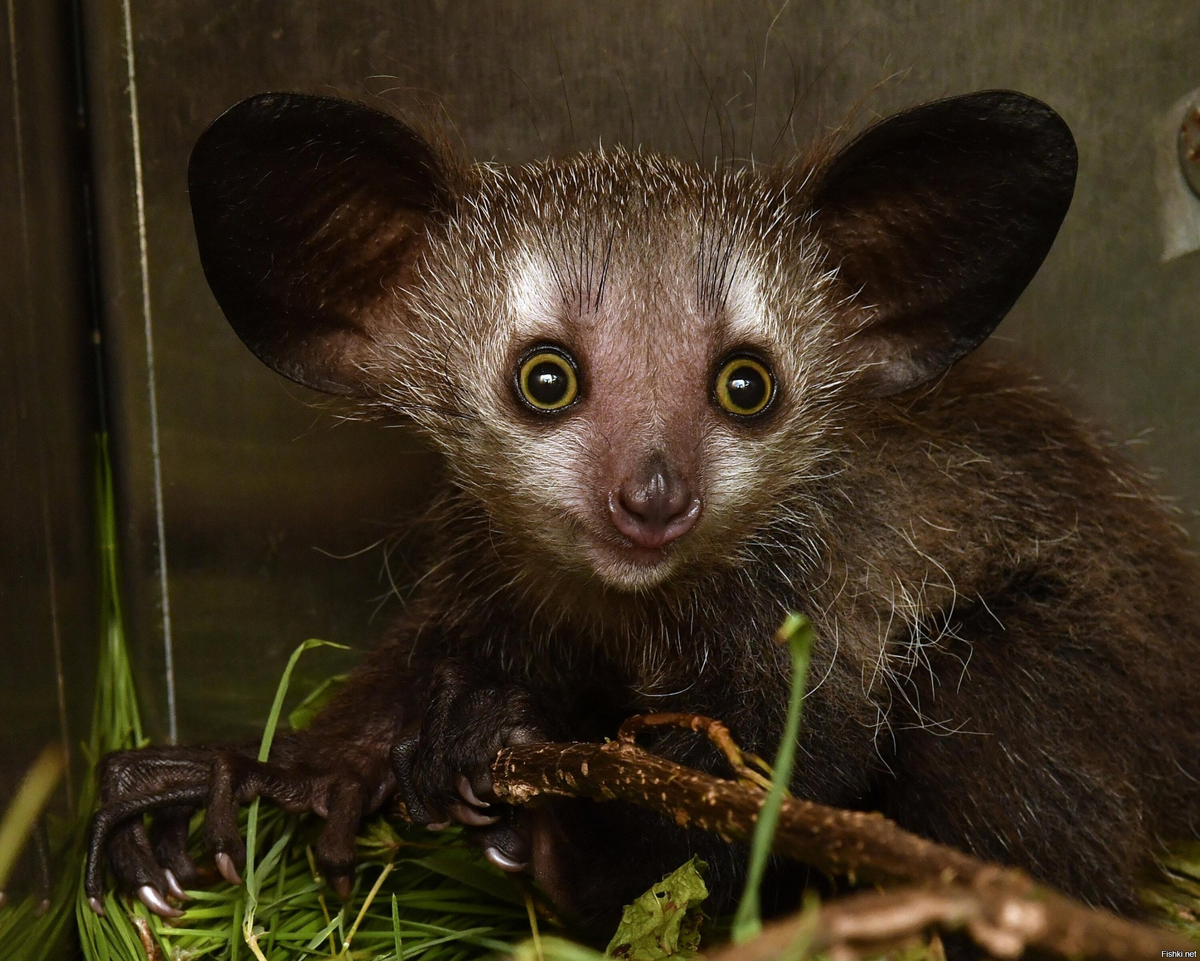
77,0,174,740
116,0,175,743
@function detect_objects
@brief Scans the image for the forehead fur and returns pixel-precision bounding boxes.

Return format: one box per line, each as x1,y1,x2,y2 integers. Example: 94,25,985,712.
413,150,841,384
459,149,820,298
377,147,852,447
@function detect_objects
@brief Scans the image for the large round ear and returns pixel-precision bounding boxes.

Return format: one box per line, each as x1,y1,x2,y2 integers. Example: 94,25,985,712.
189,93,454,396
808,90,1077,397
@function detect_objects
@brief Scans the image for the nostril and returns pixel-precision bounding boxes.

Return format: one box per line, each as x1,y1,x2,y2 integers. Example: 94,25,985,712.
620,470,687,523
610,477,701,549
619,491,648,520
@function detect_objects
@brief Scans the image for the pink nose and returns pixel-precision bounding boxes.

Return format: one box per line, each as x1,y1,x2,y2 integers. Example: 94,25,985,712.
609,462,701,549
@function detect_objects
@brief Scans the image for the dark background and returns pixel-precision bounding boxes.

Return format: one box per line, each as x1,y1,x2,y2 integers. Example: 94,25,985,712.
4,1,1200,820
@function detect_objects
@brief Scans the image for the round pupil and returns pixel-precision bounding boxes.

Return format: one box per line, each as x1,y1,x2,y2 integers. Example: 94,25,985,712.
727,364,767,410
527,361,568,405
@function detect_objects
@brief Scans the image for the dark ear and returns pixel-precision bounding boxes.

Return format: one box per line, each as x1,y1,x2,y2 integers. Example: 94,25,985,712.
189,93,453,395
809,90,1077,396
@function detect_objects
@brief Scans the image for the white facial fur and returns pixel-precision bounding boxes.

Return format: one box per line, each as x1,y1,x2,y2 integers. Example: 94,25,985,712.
391,150,843,601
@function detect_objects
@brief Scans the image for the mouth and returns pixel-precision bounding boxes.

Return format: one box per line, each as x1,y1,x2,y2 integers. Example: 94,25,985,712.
580,531,685,590
611,541,674,568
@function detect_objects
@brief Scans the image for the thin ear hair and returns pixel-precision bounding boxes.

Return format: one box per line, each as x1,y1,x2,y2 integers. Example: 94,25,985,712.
807,90,1078,397
189,92,461,398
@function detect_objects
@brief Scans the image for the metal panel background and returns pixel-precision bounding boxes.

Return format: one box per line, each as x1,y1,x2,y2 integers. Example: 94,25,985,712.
79,1,1200,743
0,1,98,830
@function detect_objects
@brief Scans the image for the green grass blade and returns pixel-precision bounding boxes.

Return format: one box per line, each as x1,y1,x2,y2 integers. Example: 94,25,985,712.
244,636,349,941
731,613,814,943
392,894,404,960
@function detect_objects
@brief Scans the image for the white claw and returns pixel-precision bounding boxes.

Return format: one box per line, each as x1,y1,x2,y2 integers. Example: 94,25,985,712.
87,896,106,917
138,884,183,918
215,852,243,886
424,820,451,832
163,869,188,901
451,802,500,827
456,775,490,808
484,847,528,873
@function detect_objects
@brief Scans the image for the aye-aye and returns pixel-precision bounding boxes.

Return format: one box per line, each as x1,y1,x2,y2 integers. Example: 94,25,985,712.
86,89,1200,933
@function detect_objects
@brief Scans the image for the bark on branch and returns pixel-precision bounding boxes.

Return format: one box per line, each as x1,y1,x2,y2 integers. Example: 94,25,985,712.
490,715,1194,961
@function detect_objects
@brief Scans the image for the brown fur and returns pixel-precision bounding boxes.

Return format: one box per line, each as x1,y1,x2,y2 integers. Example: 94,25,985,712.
326,352,1200,922
91,91,1200,940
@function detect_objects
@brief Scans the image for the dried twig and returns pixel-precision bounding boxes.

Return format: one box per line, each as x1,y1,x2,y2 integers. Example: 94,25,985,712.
616,713,776,792
491,715,1195,961
132,914,163,961
705,880,1184,961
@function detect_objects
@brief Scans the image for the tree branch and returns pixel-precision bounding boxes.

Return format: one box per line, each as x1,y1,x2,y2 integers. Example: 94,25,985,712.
490,716,1194,960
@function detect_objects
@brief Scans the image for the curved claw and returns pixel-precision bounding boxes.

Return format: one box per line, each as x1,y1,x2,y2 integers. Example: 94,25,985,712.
457,775,490,809
88,896,106,917
424,820,451,831
450,801,500,827
163,869,188,901
484,846,528,873
138,884,183,919
215,852,242,886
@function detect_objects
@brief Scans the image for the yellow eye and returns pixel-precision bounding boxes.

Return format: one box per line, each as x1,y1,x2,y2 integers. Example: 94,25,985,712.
715,355,775,417
517,349,579,412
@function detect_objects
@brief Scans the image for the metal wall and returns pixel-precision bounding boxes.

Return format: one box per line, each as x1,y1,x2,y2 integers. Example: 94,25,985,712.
70,0,1200,744
0,1,97,825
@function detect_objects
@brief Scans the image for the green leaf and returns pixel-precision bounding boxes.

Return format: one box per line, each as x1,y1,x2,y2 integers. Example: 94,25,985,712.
257,639,349,766
287,673,349,731
512,935,607,961
605,857,708,960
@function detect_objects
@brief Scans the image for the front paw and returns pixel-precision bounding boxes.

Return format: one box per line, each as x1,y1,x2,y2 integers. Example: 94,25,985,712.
390,660,544,870
86,741,391,915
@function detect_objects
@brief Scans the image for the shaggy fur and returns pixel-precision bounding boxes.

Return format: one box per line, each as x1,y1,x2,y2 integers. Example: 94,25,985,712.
88,91,1200,941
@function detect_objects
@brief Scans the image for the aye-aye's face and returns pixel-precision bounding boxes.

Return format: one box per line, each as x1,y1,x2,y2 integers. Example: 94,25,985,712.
389,153,847,592
190,92,1074,596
